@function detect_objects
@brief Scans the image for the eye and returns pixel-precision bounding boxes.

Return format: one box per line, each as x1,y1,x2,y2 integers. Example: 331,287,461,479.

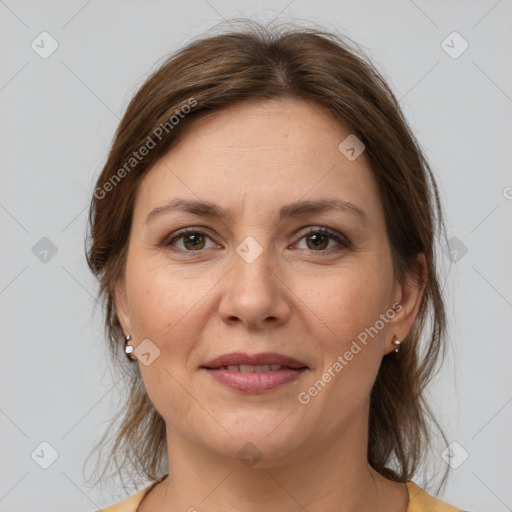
164,228,217,252
163,226,350,254
295,227,350,252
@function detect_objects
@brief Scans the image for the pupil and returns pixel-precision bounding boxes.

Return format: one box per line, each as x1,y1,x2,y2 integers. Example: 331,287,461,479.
309,234,327,249
186,234,203,249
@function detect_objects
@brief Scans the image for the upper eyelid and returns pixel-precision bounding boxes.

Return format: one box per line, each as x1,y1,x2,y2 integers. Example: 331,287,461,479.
165,226,350,249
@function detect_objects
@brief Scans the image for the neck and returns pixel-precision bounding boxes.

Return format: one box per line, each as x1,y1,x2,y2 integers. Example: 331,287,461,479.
145,407,409,512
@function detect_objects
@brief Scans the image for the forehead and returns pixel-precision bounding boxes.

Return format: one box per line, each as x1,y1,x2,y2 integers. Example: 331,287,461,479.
133,99,383,223
170,98,348,160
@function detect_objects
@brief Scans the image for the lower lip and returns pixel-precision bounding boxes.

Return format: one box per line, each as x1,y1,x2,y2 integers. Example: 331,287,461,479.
203,368,307,392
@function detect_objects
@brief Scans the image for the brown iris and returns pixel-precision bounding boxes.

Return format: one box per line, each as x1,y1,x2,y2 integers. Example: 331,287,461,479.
305,233,329,250
183,233,206,250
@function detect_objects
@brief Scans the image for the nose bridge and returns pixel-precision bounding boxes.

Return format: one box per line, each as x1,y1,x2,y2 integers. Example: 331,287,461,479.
232,232,278,298
218,232,290,327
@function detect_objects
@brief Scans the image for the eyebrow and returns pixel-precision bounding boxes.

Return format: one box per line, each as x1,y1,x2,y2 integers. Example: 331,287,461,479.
145,198,369,225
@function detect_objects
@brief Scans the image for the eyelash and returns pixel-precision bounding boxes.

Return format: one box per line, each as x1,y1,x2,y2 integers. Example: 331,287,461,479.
162,226,351,254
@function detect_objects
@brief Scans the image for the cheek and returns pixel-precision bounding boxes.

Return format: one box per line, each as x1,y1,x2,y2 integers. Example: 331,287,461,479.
295,266,392,418
298,263,392,350
126,256,208,338
125,260,207,416
299,263,393,403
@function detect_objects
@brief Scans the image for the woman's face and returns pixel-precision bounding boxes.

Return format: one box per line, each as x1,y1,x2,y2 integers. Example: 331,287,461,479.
116,99,422,465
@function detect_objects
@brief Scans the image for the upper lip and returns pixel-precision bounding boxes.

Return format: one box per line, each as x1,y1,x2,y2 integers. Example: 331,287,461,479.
202,352,308,369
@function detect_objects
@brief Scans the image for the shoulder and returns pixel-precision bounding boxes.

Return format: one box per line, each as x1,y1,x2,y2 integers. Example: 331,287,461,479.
406,481,467,512
93,481,158,512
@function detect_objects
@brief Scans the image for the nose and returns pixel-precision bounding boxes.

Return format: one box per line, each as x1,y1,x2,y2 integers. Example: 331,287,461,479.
218,241,291,330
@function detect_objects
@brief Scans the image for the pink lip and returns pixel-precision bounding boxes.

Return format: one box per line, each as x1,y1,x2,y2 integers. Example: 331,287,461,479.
204,368,307,392
201,352,309,393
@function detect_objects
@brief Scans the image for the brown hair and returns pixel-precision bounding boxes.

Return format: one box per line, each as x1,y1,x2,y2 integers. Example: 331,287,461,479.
84,20,449,492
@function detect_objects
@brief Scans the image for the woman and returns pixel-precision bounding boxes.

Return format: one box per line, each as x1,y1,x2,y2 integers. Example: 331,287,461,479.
85,21,466,512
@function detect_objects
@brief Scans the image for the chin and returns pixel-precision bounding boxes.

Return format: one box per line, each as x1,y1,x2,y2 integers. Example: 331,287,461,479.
195,410,312,467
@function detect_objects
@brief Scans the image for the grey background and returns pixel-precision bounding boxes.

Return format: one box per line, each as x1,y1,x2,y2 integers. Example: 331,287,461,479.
1,1,511,511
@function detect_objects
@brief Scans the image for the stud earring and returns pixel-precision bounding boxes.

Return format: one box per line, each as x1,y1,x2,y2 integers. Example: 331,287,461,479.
392,337,401,353
124,335,137,361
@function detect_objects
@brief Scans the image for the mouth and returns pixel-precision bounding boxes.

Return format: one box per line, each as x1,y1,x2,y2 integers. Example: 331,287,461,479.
201,352,309,392
206,363,299,372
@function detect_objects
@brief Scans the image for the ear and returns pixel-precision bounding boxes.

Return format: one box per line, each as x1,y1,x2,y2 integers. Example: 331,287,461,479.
114,276,132,337
384,253,427,355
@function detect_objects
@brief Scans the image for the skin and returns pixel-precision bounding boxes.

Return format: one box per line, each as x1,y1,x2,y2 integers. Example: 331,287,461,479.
115,98,426,512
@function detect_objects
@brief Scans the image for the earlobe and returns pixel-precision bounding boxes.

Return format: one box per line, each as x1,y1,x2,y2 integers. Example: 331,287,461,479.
387,253,427,353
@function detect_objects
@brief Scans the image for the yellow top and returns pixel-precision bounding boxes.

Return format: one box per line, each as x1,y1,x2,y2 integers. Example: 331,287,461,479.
96,478,465,511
